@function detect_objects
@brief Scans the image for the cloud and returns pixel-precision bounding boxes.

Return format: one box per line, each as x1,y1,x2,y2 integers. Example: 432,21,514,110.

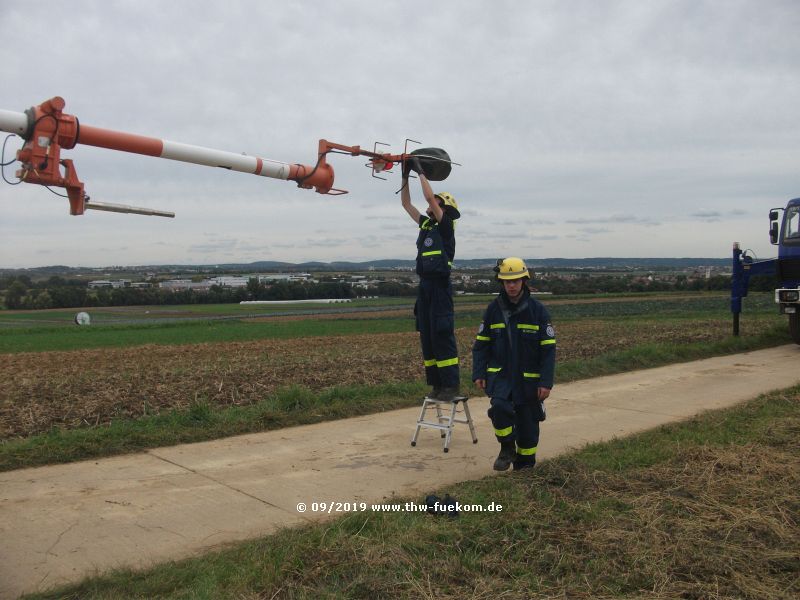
306,238,348,248
691,210,723,221
1,1,798,267
565,215,661,226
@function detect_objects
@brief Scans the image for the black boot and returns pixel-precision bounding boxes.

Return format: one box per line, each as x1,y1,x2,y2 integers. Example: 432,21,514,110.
513,456,536,471
493,442,516,471
427,387,440,400
442,494,459,518
437,386,461,402
425,494,440,514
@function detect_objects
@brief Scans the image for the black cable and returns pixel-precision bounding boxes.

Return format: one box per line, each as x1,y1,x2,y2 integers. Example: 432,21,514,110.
45,186,69,198
1,135,22,185
295,149,331,188
295,148,378,188
395,158,417,194
2,112,64,187
1,170,21,185
1,134,18,166
2,112,65,190
31,112,59,134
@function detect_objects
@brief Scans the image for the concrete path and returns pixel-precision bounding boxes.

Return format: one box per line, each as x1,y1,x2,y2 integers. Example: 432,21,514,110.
2,345,799,598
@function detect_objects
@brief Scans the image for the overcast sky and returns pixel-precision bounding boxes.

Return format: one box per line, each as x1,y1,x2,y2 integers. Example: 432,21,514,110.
1,0,798,268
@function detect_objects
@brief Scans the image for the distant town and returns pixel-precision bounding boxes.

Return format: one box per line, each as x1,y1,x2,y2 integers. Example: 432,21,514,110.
1,257,767,310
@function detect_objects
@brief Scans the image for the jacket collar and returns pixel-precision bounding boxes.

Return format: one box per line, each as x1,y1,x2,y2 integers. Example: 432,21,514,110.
499,285,530,315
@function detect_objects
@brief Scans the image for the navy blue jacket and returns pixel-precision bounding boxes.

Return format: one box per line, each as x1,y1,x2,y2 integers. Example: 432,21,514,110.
472,287,556,401
416,214,455,278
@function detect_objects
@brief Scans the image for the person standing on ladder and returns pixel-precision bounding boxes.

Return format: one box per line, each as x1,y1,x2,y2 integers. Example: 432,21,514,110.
472,257,556,471
401,157,461,402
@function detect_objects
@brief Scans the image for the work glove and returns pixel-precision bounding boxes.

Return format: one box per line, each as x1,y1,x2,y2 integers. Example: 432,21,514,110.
402,156,425,178
409,156,426,177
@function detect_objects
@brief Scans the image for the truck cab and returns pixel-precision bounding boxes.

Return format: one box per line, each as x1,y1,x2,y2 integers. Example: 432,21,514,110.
770,198,800,321
732,197,800,344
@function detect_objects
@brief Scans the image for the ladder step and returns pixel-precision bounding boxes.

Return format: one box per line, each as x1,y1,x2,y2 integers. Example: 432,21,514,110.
411,396,478,451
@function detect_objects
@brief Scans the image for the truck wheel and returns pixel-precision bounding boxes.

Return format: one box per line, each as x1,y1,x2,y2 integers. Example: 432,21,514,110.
790,313,800,345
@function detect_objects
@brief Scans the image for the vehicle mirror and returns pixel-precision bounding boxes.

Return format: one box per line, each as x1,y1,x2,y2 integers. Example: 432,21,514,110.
770,221,779,244
769,210,779,221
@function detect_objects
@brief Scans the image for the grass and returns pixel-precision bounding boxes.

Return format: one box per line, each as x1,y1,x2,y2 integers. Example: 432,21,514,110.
0,381,427,471
0,316,418,353
0,295,494,326
24,384,800,599
555,321,791,381
1,320,791,471
0,292,775,354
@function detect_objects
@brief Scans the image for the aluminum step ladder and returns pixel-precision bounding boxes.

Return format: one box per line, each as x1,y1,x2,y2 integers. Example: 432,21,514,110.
410,395,477,452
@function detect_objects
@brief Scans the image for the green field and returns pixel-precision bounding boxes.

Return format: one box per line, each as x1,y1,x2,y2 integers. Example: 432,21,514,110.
0,292,770,354
1,291,790,472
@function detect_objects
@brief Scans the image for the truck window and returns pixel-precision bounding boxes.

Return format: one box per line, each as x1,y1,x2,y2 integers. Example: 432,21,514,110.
785,207,800,240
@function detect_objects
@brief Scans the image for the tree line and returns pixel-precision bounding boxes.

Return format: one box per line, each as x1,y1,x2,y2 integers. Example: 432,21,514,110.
0,276,357,310
0,273,776,310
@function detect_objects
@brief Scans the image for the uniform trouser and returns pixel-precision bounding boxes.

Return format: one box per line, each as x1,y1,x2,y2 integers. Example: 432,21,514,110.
416,277,459,388
488,394,540,466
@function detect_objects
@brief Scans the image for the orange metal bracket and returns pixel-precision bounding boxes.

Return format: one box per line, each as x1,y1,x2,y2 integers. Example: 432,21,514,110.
14,97,86,214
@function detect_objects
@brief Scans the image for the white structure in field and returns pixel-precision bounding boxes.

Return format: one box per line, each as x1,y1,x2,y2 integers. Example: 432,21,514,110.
240,299,352,305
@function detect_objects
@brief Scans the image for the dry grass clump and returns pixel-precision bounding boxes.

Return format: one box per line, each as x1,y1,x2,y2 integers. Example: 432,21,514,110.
499,424,800,598
605,453,790,596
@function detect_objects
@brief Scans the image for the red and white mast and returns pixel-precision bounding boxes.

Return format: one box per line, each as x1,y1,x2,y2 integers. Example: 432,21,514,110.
1,96,456,217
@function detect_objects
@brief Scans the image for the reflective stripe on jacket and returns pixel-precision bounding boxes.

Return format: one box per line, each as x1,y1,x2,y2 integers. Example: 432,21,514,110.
472,289,556,401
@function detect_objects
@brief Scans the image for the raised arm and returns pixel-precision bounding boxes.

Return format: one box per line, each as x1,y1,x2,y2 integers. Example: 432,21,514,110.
402,157,443,224
419,173,444,223
400,174,421,223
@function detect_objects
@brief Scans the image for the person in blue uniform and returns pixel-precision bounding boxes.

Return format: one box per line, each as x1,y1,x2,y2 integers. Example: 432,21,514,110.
472,257,556,471
400,158,461,401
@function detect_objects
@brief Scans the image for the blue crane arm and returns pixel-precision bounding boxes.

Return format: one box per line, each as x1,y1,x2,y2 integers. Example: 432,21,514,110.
731,244,776,315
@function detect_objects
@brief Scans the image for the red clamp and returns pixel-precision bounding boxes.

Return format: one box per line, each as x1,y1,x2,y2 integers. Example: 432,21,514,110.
15,96,86,214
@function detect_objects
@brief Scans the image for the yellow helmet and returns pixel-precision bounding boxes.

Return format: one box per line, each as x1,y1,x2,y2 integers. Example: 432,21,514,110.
494,257,530,280
435,192,460,219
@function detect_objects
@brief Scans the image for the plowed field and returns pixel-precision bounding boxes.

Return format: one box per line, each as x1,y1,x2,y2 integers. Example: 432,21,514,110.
0,317,756,438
